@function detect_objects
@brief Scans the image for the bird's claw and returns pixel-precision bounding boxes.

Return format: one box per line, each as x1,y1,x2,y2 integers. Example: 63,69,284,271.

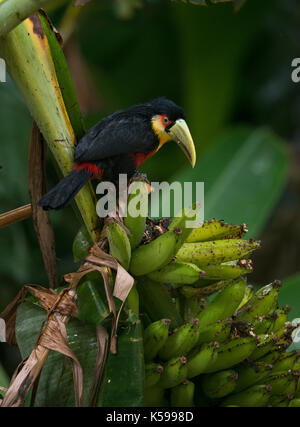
130,171,150,185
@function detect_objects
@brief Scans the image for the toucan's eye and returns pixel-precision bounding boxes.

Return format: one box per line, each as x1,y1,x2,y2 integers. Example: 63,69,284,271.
163,116,169,124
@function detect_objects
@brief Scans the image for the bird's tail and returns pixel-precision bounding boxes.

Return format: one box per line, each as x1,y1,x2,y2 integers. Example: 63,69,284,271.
38,168,92,210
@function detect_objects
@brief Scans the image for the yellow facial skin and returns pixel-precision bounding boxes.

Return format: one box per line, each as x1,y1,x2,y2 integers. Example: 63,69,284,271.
151,115,174,147
151,115,196,167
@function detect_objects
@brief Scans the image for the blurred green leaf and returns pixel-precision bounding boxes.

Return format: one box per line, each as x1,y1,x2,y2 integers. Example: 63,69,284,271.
184,0,246,8
16,301,99,406
172,127,289,237
278,273,300,323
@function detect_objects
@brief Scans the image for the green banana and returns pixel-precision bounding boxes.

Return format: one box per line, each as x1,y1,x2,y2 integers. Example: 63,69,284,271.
259,350,284,365
202,260,253,281
106,220,131,270
137,278,183,328
130,229,180,276
72,225,93,262
235,280,282,322
186,344,218,379
192,277,221,289
204,337,257,374
250,327,292,361
289,398,300,407
145,363,164,388
158,318,200,361
180,281,225,299
143,318,171,362
201,369,239,399
147,261,205,286
196,277,246,328
186,220,248,243
272,306,290,332
143,385,165,407
176,239,260,267
252,316,275,335
264,370,300,396
182,296,205,322
197,318,232,345
272,351,300,373
170,380,195,407
236,285,254,311
159,356,188,389
268,395,290,407
234,361,274,393
123,181,147,249
252,306,290,335
222,384,272,407
168,202,200,251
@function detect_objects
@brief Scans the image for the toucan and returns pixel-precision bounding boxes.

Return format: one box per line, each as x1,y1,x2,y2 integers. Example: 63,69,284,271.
38,97,196,210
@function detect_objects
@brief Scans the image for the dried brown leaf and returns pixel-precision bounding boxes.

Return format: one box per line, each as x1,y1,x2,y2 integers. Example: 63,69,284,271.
28,122,58,289
0,286,80,406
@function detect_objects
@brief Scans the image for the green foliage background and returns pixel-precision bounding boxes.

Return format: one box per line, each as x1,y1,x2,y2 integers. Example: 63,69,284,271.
0,0,300,376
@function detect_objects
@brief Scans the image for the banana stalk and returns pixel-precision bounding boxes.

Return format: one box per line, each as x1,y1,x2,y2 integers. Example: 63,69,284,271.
0,15,100,241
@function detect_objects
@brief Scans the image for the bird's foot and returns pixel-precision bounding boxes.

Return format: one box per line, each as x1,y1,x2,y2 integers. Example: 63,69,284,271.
130,171,150,184
129,171,152,194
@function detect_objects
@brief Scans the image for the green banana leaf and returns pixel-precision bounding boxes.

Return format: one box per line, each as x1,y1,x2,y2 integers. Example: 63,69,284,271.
97,317,145,407
15,301,99,407
77,278,110,325
170,127,289,237
0,362,10,395
77,271,122,325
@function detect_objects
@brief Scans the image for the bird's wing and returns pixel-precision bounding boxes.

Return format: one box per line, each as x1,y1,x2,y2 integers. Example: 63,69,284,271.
74,114,157,162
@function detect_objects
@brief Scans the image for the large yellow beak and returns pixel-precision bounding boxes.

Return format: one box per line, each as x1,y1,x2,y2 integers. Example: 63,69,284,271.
167,119,196,168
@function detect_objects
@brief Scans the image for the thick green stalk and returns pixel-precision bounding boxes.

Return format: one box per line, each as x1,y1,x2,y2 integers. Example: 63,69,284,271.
0,16,100,241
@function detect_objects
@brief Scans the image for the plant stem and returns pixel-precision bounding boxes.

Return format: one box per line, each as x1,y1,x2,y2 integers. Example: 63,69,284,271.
0,16,101,242
0,0,53,37
0,204,32,228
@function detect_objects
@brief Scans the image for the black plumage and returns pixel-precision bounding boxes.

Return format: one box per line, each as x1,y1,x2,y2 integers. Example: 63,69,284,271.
38,97,187,210
74,97,185,162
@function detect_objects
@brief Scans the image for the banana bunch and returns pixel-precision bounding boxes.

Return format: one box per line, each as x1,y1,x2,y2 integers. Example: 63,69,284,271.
73,189,298,407
124,204,296,407
142,278,299,407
